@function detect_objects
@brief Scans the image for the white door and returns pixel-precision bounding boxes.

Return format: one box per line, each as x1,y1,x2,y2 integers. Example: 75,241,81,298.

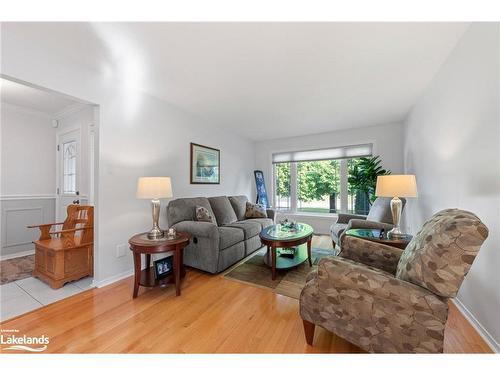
56,129,81,221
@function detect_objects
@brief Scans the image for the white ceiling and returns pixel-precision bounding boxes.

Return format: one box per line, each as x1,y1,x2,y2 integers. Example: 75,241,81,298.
2,23,469,139
1,78,82,117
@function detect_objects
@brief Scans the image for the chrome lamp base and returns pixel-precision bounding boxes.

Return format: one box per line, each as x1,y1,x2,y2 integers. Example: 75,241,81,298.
147,198,165,240
388,196,405,239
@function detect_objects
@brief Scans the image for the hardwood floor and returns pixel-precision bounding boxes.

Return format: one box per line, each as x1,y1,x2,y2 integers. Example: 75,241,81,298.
0,236,492,353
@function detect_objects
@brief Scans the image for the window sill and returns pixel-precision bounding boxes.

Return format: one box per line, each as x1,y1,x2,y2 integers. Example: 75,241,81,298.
275,211,339,219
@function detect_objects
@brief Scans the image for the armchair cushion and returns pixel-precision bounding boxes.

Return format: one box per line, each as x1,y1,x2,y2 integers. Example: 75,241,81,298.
366,197,400,224
300,256,448,353
396,209,489,298
340,235,403,274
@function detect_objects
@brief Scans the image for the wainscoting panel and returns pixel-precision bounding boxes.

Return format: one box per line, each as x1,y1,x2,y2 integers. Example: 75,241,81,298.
1,197,56,259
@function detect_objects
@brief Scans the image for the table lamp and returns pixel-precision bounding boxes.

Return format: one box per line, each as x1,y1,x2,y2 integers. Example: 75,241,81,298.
375,175,418,239
137,177,173,239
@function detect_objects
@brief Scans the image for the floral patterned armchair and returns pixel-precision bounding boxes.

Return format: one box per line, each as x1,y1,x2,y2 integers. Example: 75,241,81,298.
300,209,489,353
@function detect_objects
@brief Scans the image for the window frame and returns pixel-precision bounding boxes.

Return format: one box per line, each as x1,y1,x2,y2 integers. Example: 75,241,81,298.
272,155,372,216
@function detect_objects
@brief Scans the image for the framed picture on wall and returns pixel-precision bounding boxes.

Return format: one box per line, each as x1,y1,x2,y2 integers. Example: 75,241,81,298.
190,143,220,184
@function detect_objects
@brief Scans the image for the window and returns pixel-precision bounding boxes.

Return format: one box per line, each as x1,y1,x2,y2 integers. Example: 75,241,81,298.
297,160,340,214
272,144,372,215
63,141,77,194
274,162,291,211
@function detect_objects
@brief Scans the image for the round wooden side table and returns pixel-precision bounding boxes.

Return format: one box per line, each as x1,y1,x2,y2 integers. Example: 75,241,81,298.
129,232,190,298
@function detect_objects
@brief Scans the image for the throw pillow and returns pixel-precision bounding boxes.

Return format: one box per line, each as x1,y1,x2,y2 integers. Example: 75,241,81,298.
245,202,268,219
195,206,216,224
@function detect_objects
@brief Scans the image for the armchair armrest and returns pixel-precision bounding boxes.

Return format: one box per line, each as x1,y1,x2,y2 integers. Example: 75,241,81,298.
346,219,394,231
50,227,93,236
27,222,65,241
316,256,448,321
335,213,367,224
339,235,403,274
172,221,219,239
27,222,64,229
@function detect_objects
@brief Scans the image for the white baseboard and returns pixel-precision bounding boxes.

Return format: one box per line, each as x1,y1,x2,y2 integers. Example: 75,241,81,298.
95,269,134,288
0,249,35,261
452,298,499,353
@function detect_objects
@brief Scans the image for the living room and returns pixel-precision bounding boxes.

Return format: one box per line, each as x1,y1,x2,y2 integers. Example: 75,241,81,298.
1,1,499,373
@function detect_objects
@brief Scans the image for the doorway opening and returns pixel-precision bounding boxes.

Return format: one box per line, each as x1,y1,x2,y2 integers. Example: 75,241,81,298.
0,76,99,321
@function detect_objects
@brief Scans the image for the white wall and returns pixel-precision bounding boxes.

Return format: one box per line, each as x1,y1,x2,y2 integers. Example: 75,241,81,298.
0,104,58,258
1,104,56,195
1,24,255,284
254,122,405,233
403,24,500,351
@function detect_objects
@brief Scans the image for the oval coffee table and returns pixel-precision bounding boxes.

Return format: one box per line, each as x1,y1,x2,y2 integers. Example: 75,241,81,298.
259,223,313,280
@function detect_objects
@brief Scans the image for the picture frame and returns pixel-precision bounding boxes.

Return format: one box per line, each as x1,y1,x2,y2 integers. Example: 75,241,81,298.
190,143,220,184
153,256,173,280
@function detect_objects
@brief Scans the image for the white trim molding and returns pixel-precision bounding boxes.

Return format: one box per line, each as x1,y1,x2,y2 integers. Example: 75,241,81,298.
0,194,56,201
0,249,35,261
95,269,134,289
452,298,499,353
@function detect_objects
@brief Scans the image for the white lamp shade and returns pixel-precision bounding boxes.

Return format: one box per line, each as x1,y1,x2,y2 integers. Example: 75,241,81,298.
136,177,173,199
375,175,418,198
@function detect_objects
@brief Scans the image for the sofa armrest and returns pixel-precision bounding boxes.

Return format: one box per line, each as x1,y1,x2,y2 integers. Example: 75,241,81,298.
339,235,403,274
314,256,448,322
266,209,275,221
172,220,218,239
336,213,367,224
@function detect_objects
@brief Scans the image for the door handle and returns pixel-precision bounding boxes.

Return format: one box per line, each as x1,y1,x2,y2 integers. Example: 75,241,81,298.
73,199,80,204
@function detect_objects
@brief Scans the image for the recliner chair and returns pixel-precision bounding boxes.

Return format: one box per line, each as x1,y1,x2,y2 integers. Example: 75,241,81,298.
330,197,406,248
301,209,489,353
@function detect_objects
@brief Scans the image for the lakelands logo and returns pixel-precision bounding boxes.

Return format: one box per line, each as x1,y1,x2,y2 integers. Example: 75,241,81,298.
0,329,49,352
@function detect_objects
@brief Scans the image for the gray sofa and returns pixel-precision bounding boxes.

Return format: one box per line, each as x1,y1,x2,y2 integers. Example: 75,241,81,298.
166,195,275,274
330,197,406,248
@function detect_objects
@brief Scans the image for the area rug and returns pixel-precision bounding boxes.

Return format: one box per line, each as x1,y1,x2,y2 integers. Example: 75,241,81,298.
224,247,336,299
0,254,34,285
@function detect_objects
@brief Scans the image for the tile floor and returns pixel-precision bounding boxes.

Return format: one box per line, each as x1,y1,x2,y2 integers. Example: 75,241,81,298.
0,276,93,322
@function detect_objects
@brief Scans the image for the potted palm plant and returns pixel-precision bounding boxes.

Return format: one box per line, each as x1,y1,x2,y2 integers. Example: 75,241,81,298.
348,156,391,208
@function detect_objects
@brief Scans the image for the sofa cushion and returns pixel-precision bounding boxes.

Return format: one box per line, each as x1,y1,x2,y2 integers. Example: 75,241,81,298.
245,202,267,218
167,197,215,226
225,220,261,239
245,218,273,230
195,206,216,224
209,196,238,226
228,195,249,221
218,226,244,250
